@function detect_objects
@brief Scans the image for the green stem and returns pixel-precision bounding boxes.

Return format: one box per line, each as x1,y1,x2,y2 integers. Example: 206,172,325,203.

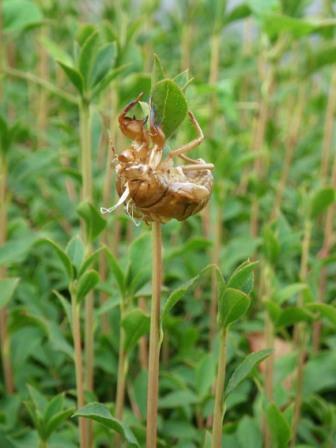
115,322,129,447
0,155,14,394
79,99,94,448
211,327,228,448
4,67,78,104
291,219,312,447
209,206,222,346
146,222,162,448
39,440,48,448
70,288,87,448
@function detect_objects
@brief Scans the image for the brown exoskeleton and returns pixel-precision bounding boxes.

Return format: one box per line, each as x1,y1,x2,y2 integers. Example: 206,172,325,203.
101,93,214,223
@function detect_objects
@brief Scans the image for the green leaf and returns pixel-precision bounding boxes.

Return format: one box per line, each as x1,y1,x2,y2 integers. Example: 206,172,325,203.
272,283,307,304
195,353,216,399
151,53,166,86
151,79,188,138
44,408,74,439
159,389,198,409
3,0,43,33
227,260,258,294
79,247,104,278
105,248,126,297
38,239,73,280
309,187,335,219
78,31,100,89
66,236,85,276
306,304,336,327
173,70,193,91
76,270,99,303
237,416,262,448
44,394,64,423
305,45,336,74
91,65,127,99
91,43,117,87
0,278,20,309
126,233,151,295
225,349,272,398
53,290,72,325
0,430,15,448
76,24,97,46
266,403,290,448
276,306,315,328
58,62,84,96
248,0,280,15
225,4,251,25
122,309,150,353
73,402,139,447
260,14,317,39
162,265,213,323
218,288,251,328
77,201,106,242
41,37,73,67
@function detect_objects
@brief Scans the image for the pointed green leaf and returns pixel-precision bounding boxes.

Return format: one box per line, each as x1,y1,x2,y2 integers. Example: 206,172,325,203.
66,236,85,276
309,187,335,220
0,278,20,308
91,43,117,87
78,31,100,88
306,303,336,327
219,288,251,328
276,306,315,328
58,62,84,96
3,0,43,33
151,79,188,138
44,407,75,439
38,239,73,280
77,201,106,242
227,260,258,294
266,403,290,448
122,309,150,353
105,248,126,297
76,272,99,303
76,270,99,303
73,402,139,447
225,349,272,398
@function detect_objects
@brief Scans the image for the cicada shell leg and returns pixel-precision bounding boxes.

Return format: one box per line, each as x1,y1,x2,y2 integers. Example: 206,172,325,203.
167,111,204,161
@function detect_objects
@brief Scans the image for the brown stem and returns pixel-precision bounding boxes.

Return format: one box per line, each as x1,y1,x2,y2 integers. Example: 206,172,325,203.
313,134,336,351
291,219,312,446
271,85,305,220
211,327,228,448
146,222,162,448
250,58,274,237
36,26,49,148
320,70,336,180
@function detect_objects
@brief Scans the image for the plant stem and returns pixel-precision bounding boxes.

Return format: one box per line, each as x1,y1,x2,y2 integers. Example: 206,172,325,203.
36,25,49,148
312,71,336,351
4,67,78,104
79,99,94,447
271,85,305,220
146,222,162,448
39,440,48,448
320,70,336,180
71,289,87,448
291,219,312,447
0,155,14,394
250,57,274,237
114,312,128,447
209,206,223,345
211,327,228,448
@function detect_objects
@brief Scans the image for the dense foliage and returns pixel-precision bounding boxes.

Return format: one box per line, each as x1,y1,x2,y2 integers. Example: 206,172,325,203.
1,0,336,447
